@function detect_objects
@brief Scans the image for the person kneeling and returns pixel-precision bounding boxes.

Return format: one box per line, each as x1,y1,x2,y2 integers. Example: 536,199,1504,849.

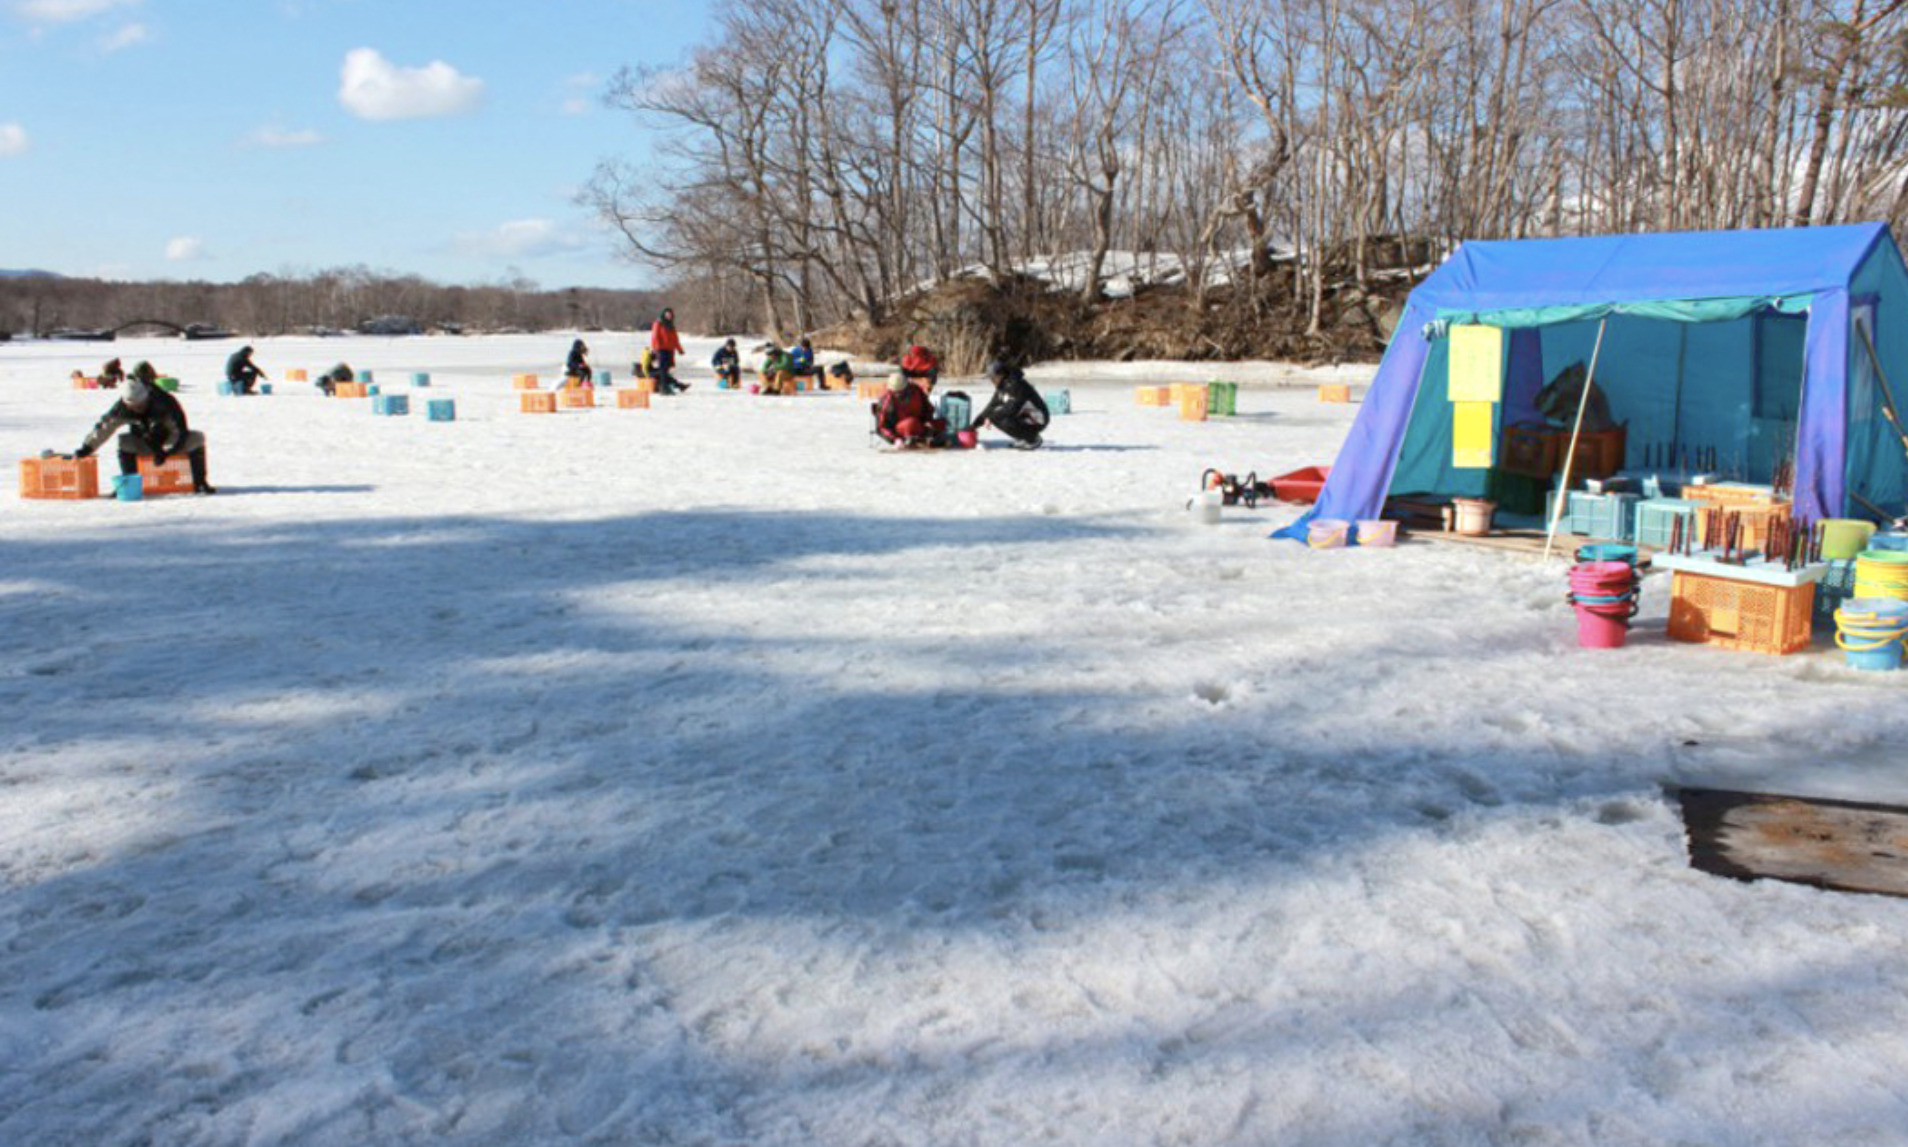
970,359,1050,449
874,373,945,448
75,361,215,494
316,363,353,396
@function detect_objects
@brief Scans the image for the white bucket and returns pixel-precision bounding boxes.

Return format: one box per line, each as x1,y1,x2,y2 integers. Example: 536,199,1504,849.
1356,519,1398,547
1196,489,1223,525
1308,518,1351,548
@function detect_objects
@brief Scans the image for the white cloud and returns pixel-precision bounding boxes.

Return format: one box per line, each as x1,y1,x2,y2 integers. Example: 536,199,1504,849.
338,47,483,122
100,21,145,50
165,236,205,261
560,72,598,116
454,219,587,260
0,123,26,156
13,0,138,25
246,124,323,148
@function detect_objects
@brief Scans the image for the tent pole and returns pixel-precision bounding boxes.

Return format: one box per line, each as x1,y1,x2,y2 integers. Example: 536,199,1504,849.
1542,318,1609,561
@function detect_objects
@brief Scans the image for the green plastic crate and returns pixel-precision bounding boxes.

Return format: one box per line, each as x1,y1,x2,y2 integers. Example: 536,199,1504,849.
1206,381,1238,416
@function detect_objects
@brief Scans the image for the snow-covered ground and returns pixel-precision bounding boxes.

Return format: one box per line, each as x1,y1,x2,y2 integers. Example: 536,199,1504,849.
4,334,1908,1146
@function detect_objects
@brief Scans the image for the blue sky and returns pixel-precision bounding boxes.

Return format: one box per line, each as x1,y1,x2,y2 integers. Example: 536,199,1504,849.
0,0,710,288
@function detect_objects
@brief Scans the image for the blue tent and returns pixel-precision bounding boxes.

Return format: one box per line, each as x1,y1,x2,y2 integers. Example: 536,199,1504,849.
1280,223,1908,539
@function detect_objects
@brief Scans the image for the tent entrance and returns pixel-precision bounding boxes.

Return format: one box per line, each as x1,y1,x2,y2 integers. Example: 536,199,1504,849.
1385,309,1808,523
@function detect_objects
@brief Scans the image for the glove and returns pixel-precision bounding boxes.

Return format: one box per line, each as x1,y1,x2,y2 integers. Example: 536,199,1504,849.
73,444,93,459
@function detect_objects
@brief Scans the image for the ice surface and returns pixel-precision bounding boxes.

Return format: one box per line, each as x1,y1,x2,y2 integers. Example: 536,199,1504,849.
4,334,1908,1145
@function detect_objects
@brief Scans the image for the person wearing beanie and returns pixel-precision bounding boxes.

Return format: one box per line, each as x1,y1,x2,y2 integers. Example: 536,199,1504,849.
873,371,945,447
969,358,1050,450
73,361,215,493
225,345,266,395
648,307,688,394
711,338,742,389
99,357,126,389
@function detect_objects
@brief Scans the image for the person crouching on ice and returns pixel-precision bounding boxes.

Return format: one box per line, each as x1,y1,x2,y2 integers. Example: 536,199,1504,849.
74,362,215,493
565,339,592,387
874,373,945,447
969,359,1050,450
315,363,353,396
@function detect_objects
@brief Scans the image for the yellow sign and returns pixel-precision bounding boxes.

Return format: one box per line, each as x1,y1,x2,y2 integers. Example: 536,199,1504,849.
1449,324,1504,403
1453,401,1496,468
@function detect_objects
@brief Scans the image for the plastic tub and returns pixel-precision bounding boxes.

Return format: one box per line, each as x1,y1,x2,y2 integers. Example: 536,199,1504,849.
1307,518,1351,549
1355,519,1398,547
1451,497,1495,536
112,473,143,502
1820,519,1878,561
956,429,978,449
1269,465,1331,504
1835,598,1908,670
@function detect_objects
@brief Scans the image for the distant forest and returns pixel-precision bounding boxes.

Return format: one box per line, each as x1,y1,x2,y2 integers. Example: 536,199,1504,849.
592,0,1908,340
0,268,666,339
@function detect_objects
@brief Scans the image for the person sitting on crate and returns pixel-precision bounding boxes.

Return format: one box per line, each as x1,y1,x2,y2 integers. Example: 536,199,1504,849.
968,359,1050,450
565,339,592,387
825,360,854,390
711,338,742,388
789,337,817,382
99,357,125,389
649,307,688,394
900,344,940,392
759,344,797,396
315,363,353,396
225,345,267,395
73,362,214,494
873,373,946,448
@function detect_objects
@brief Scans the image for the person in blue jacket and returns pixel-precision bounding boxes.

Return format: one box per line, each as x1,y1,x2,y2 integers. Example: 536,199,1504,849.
711,338,741,388
788,337,816,377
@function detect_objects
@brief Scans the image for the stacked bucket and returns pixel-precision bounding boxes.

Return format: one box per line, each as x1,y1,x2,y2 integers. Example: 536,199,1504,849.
1568,550,1639,648
1841,538,1908,669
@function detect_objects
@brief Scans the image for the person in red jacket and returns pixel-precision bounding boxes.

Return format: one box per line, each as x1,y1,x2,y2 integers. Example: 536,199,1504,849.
648,307,688,394
873,373,946,447
899,344,939,392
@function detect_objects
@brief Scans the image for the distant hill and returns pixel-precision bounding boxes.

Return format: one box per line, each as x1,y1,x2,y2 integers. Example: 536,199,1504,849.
0,269,60,279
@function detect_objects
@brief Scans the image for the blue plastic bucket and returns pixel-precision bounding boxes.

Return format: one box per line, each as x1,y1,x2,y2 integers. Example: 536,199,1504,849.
412,372,430,387
595,369,611,386
259,383,272,395
357,370,374,383
112,473,143,502
1869,532,1908,553
1835,598,1908,670
1576,543,1638,566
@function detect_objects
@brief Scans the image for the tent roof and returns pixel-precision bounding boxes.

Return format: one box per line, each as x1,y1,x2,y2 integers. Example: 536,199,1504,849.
1413,223,1891,314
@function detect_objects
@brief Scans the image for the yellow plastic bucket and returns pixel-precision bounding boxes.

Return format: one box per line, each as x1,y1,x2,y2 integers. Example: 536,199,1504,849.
1820,519,1877,561
1853,550,1908,602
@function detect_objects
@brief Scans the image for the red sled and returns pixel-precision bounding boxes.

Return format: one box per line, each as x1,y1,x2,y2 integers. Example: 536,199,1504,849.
1268,465,1331,504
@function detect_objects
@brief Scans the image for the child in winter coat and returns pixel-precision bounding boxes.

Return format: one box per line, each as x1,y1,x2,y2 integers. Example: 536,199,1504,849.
969,359,1050,449
873,373,946,447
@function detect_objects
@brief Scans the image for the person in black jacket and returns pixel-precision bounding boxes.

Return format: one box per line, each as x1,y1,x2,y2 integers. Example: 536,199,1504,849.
225,345,266,395
970,359,1050,449
711,339,741,388
566,339,592,386
315,363,353,396
74,362,215,493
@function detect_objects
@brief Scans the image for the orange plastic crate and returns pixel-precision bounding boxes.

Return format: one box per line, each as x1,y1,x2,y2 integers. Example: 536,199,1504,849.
1179,386,1209,422
1667,570,1814,655
633,377,657,395
19,455,100,500
559,387,596,409
285,368,309,382
1136,386,1170,406
616,388,650,409
1319,383,1351,403
136,453,194,496
521,391,558,413
1693,502,1791,552
71,375,100,390
334,382,368,398
513,373,541,390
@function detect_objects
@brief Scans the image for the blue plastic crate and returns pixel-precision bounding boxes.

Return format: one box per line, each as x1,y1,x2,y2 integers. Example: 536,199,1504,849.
217,380,235,396
412,372,431,387
1564,491,1638,540
373,394,409,416
938,393,972,431
357,370,374,383
427,398,456,422
1633,497,1698,548
1043,389,1071,415
594,369,611,386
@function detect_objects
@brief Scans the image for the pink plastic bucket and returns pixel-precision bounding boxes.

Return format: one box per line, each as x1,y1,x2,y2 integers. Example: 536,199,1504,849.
1574,604,1630,648
956,429,978,449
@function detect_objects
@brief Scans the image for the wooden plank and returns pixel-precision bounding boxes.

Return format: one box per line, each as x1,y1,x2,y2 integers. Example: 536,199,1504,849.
1673,787,1908,898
